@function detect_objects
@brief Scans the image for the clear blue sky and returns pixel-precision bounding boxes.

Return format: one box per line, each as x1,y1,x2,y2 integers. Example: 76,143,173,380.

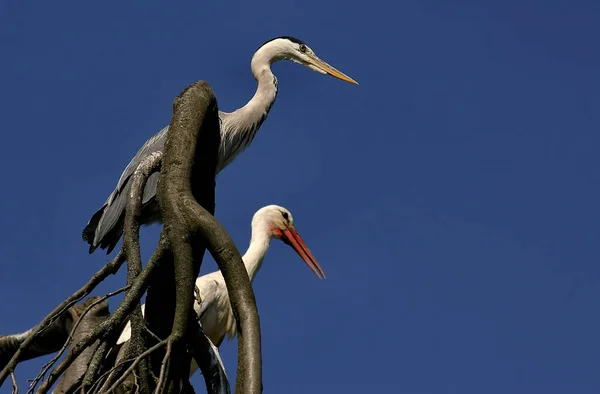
1,1,599,393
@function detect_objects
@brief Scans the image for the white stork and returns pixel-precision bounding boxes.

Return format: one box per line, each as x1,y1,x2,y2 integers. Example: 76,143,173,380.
116,204,325,376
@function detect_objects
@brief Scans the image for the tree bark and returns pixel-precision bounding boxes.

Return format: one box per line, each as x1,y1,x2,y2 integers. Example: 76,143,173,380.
0,80,261,394
157,81,262,394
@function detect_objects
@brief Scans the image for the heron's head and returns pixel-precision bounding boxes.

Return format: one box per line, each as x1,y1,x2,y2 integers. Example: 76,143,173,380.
252,36,358,85
251,205,325,279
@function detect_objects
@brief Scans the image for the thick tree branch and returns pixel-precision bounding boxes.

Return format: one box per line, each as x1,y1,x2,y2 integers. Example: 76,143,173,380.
158,81,262,394
2,81,252,394
117,151,163,394
154,81,220,393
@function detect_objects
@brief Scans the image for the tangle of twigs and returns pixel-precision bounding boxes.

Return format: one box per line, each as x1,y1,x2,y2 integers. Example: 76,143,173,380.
103,340,167,394
0,251,125,387
25,287,129,394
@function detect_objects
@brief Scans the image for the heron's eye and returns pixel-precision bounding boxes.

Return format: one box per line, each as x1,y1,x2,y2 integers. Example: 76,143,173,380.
299,44,307,53
281,212,289,220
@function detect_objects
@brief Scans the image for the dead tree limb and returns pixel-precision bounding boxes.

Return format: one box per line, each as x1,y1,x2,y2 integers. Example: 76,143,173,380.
50,297,112,394
108,151,163,394
25,293,122,394
2,80,256,394
104,340,167,394
34,247,164,394
0,303,76,369
11,371,17,394
0,251,125,386
158,81,262,394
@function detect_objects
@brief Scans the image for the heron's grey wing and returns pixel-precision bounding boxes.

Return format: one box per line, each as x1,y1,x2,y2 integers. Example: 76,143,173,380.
111,126,169,205
142,172,160,204
87,126,169,250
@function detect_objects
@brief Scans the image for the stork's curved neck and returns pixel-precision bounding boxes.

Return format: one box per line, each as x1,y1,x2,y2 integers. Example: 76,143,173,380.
242,230,271,282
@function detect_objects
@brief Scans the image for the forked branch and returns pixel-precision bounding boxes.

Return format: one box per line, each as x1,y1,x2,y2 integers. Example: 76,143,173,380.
158,81,262,394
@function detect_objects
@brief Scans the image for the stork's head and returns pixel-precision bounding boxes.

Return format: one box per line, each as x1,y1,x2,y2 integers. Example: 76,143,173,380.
252,205,326,279
251,36,358,85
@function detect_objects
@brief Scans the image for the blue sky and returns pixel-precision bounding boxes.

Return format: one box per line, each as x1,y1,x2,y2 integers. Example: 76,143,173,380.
1,1,599,393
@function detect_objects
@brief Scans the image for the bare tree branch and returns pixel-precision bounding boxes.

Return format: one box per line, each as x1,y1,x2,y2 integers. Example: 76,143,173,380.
154,341,173,394
26,293,123,394
111,150,163,394
103,340,167,394
11,371,18,394
0,251,125,386
0,304,74,368
50,296,113,394
34,246,165,394
2,80,255,394
157,81,262,394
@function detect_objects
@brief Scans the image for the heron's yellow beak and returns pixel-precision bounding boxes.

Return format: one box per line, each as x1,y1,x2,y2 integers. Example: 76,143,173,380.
307,55,359,85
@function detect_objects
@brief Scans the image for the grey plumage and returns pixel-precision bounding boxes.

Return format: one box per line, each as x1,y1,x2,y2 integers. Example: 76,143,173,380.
82,98,274,254
82,36,358,254
82,128,169,253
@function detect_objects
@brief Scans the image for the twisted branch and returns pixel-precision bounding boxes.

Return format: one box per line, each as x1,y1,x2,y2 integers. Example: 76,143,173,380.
26,291,125,394
2,80,256,394
34,246,164,394
158,81,262,394
103,340,167,394
0,251,125,386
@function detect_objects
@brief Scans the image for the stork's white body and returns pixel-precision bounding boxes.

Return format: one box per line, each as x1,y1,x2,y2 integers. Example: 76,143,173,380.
116,205,324,376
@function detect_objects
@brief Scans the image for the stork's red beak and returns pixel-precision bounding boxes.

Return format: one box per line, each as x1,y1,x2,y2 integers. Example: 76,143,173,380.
281,226,326,280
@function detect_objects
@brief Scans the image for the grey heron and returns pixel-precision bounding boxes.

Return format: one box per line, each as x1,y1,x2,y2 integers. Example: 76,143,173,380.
116,204,324,376
82,36,357,254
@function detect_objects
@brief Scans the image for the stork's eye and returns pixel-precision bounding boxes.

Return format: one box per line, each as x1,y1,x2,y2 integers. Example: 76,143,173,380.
281,212,289,220
299,44,307,53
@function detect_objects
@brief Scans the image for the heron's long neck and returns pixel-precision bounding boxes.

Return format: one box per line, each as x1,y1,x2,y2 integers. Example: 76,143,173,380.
242,231,271,282
217,58,278,172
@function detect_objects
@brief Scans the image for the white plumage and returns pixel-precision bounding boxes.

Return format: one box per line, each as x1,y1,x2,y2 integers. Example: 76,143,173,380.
116,204,325,376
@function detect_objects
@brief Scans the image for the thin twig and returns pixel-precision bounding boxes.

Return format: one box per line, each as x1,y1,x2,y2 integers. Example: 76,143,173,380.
34,244,166,394
102,339,167,394
25,288,128,394
81,340,111,393
153,340,172,394
0,250,125,387
144,327,162,343
86,352,143,394
88,346,123,394
11,371,18,394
